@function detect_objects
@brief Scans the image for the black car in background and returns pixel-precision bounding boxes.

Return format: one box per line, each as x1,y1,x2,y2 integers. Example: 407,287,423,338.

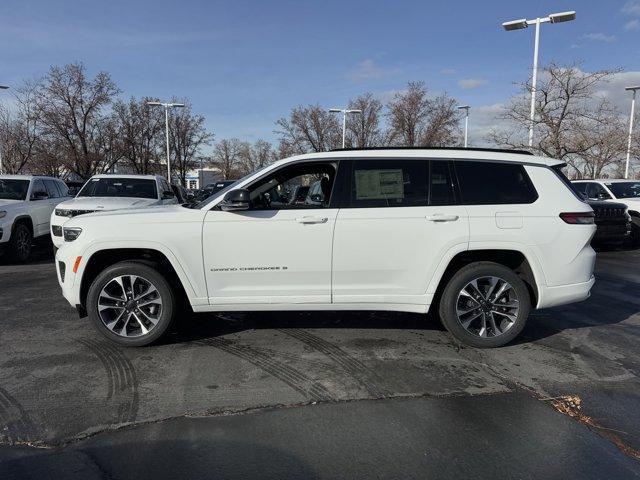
586,199,631,246
197,180,236,201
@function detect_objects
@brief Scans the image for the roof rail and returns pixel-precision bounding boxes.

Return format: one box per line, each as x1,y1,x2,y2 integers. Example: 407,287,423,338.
330,146,533,155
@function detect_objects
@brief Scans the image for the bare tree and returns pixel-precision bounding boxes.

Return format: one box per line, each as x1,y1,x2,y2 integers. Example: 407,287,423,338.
36,62,121,179
168,100,214,186
346,93,383,148
113,97,165,174
0,82,41,173
213,138,244,179
386,81,459,147
237,139,277,175
387,81,429,146
488,63,625,177
275,105,341,153
421,93,459,147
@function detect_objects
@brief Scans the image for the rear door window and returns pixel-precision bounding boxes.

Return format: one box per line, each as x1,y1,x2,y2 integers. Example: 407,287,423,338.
455,161,538,205
349,160,428,208
429,161,456,206
44,179,60,198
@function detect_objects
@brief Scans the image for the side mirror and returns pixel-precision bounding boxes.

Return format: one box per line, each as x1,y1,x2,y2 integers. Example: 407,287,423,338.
220,189,250,211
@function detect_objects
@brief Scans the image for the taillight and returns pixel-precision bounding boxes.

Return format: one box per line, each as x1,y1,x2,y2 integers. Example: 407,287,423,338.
559,212,595,225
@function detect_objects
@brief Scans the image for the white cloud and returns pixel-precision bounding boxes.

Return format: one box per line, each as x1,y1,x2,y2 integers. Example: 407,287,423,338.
625,19,640,30
457,78,487,90
593,71,640,112
440,68,456,75
348,59,401,83
622,1,640,15
582,32,616,43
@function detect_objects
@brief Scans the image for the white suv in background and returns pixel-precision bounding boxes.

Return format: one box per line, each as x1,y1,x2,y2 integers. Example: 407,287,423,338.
54,148,596,348
0,175,71,262
51,174,179,248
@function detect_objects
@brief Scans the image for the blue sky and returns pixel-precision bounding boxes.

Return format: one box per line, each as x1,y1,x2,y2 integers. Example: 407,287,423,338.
2,0,639,145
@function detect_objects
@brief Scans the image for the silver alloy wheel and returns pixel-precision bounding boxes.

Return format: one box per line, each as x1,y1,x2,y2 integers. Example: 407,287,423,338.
97,275,163,338
455,276,519,338
15,227,30,259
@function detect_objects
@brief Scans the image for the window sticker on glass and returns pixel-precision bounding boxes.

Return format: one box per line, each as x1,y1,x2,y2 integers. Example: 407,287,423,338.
355,169,404,200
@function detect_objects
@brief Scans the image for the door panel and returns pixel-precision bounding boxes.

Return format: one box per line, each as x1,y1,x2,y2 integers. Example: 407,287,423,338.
203,208,338,304
332,206,469,304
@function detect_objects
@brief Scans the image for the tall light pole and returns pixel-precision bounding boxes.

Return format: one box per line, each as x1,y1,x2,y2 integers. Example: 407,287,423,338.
624,86,640,179
147,101,185,181
502,11,576,147
457,105,470,147
0,85,9,175
329,108,362,149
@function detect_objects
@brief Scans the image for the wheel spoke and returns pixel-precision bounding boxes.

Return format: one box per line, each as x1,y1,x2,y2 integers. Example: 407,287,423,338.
485,277,500,301
131,312,149,334
488,312,502,335
466,280,485,300
460,310,483,329
105,309,127,331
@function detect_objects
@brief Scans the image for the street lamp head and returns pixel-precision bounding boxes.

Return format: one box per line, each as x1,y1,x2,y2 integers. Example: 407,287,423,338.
549,11,576,24
346,109,362,114
0,85,9,90
625,86,640,91
169,103,185,108
457,105,470,110
146,101,162,106
329,108,342,113
502,18,528,31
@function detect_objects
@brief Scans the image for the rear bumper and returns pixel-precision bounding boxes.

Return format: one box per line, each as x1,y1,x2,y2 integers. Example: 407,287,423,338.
537,276,595,309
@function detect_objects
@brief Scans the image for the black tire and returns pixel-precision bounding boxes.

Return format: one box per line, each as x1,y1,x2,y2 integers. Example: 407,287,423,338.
86,261,176,347
8,222,32,263
438,262,531,348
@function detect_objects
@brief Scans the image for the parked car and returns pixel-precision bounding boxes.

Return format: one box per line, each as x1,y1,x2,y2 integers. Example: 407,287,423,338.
65,181,85,197
55,148,596,348
50,174,179,249
171,184,196,205
0,175,71,261
585,199,631,246
197,180,236,201
572,179,640,244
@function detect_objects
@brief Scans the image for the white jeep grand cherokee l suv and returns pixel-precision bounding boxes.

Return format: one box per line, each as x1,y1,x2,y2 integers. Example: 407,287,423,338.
55,148,596,348
0,175,71,262
51,174,179,248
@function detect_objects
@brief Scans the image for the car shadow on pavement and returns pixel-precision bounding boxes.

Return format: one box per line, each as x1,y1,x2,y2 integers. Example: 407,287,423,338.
162,309,444,346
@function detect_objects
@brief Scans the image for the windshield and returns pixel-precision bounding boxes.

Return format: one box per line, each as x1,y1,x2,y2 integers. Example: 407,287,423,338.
605,182,640,199
77,177,158,199
0,179,30,200
191,165,273,209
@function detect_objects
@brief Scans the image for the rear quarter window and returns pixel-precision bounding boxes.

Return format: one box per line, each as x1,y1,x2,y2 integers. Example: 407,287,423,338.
455,161,538,205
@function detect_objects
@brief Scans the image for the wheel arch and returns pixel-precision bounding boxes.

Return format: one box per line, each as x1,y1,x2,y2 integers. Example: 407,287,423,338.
79,247,194,312
11,215,33,236
430,248,541,310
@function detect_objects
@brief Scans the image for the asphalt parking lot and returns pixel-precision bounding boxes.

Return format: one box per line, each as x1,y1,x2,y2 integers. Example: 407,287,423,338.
1,245,639,478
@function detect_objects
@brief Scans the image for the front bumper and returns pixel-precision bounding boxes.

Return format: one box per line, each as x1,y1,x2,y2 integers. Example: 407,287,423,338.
55,244,83,308
593,221,631,243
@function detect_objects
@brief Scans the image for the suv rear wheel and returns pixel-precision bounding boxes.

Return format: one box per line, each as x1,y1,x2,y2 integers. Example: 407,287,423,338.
438,262,531,348
86,261,176,347
9,223,32,263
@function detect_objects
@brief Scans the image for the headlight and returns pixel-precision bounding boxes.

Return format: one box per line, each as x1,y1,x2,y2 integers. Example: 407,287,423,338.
0,211,6,219
55,209,73,217
63,227,83,242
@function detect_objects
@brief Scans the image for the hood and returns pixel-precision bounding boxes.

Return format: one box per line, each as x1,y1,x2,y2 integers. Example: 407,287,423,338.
57,196,158,211
0,199,24,208
80,203,186,219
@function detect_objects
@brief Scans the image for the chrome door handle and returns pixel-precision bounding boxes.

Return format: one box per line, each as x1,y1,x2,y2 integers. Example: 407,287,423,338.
426,214,459,222
296,216,328,224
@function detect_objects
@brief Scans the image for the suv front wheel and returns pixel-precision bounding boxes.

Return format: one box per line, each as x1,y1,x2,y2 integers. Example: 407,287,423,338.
439,262,531,348
86,261,176,347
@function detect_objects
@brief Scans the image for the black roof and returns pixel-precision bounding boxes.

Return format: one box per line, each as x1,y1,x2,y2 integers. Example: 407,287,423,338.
330,146,533,156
